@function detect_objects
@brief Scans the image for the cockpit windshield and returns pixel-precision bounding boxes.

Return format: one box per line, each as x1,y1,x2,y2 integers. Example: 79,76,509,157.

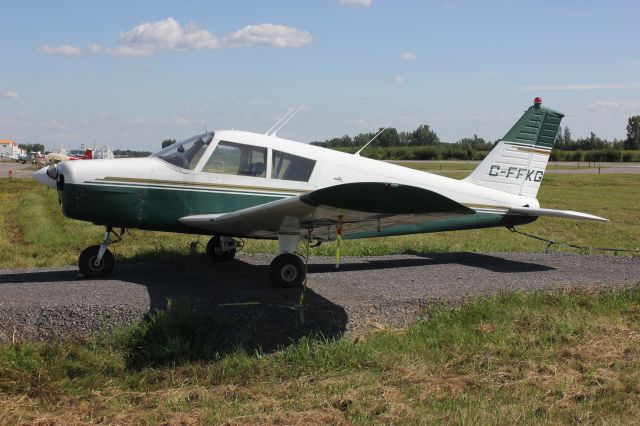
152,132,214,170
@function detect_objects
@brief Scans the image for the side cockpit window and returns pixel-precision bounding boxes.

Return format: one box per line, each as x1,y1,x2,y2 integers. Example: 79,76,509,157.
154,133,213,170
203,141,267,177
272,150,316,182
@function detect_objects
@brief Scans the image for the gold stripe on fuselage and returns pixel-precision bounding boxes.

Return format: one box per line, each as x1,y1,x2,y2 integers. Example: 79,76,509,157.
97,176,306,195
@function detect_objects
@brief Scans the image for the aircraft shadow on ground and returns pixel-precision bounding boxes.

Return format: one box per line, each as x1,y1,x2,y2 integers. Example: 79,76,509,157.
0,251,554,359
126,258,349,356
308,252,555,274
0,258,348,357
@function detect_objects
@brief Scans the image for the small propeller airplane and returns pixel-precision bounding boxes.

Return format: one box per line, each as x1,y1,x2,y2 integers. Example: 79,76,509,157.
33,98,607,287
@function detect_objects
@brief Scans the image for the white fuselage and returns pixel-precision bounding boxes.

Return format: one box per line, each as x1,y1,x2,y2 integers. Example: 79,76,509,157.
39,129,539,216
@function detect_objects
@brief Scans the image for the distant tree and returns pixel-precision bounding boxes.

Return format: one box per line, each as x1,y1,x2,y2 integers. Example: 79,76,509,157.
576,131,607,150
18,143,45,153
456,134,492,151
625,115,640,150
457,134,486,145
113,149,152,158
555,126,564,149
563,127,573,149
411,124,440,146
376,128,400,147
353,132,374,148
162,139,177,149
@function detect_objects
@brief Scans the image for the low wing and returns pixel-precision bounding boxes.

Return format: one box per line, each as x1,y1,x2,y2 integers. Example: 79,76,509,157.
507,206,608,222
179,182,475,240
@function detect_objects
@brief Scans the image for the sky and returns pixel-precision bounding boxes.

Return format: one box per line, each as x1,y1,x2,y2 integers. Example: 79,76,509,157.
1,0,639,152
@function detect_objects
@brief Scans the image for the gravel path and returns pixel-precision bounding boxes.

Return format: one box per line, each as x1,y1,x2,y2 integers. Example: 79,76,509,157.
0,252,638,349
0,161,36,179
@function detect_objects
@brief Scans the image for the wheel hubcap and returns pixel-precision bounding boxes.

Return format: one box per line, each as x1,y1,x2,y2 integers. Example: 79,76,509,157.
280,264,298,282
89,256,104,271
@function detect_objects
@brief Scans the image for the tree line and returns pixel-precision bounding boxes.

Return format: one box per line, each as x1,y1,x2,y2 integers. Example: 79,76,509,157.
18,143,45,153
113,149,152,158
310,115,640,161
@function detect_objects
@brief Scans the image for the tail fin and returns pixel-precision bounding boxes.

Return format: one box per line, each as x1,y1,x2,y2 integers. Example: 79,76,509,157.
83,149,92,160
464,98,563,198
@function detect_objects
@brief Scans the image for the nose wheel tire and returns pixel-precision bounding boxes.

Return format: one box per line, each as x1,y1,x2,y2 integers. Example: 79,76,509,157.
206,236,236,263
79,245,114,278
270,253,306,288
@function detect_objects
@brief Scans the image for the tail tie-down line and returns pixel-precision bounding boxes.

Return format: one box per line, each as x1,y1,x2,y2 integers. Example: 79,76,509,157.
507,226,638,255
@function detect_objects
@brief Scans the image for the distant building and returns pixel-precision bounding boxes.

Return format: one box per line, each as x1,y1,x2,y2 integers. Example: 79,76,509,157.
0,139,24,157
94,146,114,159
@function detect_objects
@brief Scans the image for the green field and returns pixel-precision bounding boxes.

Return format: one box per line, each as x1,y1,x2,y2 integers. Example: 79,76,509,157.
0,173,639,423
2,289,640,424
0,172,637,269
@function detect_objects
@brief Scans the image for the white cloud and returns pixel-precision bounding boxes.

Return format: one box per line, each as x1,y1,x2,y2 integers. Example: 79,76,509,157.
471,114,511,124
125,118,151,125
339,0,373,6
1,91,19,100
518,82,640,91
37,44,83,56
592,100,640,113
0,115,31,128
400,51,416,61
394,75,404,84
42,119,67,130
124,116,199,126
38,18,312,58
118,18,219,53
222,24,312,48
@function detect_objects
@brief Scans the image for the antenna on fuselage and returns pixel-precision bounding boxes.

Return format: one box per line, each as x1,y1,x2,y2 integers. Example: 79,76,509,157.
265,107,301,137
354,127,388,156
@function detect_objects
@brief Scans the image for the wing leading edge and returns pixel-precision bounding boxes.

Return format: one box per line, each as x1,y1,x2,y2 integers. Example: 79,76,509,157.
179,182,475,240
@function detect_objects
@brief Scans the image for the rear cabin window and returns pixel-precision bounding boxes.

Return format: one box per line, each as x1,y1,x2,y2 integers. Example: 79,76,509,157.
203,141,267,177
271,150,316,182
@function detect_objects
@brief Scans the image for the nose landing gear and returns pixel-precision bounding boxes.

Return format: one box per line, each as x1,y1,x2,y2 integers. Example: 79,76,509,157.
205,235,240,263
78,226,124,278
268,234,309,288
270,252,306,288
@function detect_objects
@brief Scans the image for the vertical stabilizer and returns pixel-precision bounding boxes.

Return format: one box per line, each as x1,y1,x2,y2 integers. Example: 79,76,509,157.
464,98,564,198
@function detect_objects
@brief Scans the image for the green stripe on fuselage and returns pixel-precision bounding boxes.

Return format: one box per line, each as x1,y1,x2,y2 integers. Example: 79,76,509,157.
59,183,536,238
59,183,285,233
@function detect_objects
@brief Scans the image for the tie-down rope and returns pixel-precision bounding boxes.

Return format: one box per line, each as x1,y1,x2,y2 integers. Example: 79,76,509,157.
507,226,638,255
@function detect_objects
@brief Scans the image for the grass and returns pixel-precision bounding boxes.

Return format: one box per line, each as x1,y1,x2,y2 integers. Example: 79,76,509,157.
0,172,638,269
1,288,640,424
1,172,639,423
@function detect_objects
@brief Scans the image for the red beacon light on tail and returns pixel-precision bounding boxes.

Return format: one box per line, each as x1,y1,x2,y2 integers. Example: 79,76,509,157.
534,97,542,109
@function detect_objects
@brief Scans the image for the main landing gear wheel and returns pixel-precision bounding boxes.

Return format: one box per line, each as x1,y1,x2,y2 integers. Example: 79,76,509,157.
78,245,114,278
206,236,236,263
270,253,306,288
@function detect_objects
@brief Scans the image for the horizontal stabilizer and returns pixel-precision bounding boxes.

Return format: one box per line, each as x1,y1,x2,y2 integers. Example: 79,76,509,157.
507,206,608,222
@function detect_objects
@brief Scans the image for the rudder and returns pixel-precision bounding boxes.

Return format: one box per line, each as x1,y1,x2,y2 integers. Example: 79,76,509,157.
464,98,564,198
